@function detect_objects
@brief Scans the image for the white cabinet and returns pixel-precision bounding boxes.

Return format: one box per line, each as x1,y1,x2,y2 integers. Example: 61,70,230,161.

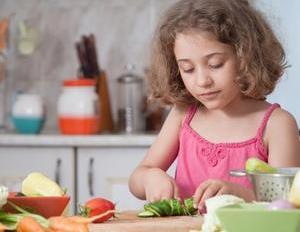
77,147,148,211
0,147,75,213
77,146,177,211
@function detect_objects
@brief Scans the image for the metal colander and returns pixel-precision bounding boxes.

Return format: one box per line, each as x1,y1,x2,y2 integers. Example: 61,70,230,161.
230,168,300,202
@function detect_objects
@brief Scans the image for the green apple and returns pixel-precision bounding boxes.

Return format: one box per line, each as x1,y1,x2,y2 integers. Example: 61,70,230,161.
289,170,300,207
245,158,277,173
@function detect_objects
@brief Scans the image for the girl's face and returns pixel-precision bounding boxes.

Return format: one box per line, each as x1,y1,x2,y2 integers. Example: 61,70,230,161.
174,31,242,110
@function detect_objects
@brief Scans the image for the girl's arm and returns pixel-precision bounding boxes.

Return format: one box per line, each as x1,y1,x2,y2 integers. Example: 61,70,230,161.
129,105,186,200
266,108,300,167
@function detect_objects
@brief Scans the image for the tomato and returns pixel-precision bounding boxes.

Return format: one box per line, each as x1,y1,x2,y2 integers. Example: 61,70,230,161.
79,197,115,223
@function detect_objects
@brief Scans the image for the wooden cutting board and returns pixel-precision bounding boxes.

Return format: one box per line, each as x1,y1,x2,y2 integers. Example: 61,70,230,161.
88,211,203,232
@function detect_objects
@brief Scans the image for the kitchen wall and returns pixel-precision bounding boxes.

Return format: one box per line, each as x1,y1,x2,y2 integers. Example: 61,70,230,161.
255,0,300,127
0,0,299,132
0,0,175,132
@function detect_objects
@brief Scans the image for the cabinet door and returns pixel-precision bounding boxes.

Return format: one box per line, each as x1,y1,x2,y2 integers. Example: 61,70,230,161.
0,147,75,213
77,147,177,211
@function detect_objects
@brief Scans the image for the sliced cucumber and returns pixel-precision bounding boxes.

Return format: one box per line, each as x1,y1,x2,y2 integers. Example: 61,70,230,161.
138,210,155,217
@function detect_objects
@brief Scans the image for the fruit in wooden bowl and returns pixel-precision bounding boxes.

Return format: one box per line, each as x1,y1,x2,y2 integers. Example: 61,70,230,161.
3,172,70,218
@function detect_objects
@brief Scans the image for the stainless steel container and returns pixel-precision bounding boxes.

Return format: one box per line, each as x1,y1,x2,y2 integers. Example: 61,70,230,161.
117,66,145,133
230,168,300,202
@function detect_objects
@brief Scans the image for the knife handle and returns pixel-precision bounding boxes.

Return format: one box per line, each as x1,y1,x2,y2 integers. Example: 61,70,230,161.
55,158,61,186
88,157,94,196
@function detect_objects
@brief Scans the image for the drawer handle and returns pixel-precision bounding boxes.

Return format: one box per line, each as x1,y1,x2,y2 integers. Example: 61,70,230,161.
88,158,94,196
55,158,62,185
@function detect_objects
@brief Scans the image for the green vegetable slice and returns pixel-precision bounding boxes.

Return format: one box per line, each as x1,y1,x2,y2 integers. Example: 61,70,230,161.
138,210,155,217
138,197,197,217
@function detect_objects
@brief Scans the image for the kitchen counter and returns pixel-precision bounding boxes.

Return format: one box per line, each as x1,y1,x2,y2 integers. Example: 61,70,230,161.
88,211,203,232
0,133,156,147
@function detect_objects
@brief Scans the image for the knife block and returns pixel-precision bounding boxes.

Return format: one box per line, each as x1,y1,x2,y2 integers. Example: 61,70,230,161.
97,70,114,132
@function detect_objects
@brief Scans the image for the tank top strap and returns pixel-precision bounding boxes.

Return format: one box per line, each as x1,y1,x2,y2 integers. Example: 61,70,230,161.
183,105,198,125
256,103,281,138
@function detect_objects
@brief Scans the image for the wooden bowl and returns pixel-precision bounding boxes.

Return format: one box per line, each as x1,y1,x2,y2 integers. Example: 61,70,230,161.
3,192,70,218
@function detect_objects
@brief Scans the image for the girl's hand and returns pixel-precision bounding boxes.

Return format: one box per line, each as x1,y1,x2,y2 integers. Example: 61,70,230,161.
193,179,255,213
143,168,180,202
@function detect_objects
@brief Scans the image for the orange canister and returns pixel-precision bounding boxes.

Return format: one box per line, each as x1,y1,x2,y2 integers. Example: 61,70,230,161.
57,79,100,134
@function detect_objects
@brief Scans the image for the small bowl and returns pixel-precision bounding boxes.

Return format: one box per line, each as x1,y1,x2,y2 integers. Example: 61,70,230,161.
12,116,45,134
3,192,70,218
216,203,300,232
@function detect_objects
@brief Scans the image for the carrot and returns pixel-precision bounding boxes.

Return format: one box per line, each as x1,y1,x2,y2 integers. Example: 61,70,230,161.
49,217,88,232
0,18,8,51
16,216,45,232
0,222,8,232
68,210,115,224
44,228,63,232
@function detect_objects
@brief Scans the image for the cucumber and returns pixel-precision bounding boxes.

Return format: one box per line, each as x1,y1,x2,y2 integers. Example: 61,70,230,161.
138,210,155,217
138,197,197,217
21,172,64,197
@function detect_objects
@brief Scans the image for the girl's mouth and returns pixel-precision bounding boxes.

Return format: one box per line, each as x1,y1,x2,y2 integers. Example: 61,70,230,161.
199,90,221,99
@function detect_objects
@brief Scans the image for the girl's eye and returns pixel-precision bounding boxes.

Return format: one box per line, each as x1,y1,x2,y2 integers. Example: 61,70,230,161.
209,63,223,69
183,68,194,73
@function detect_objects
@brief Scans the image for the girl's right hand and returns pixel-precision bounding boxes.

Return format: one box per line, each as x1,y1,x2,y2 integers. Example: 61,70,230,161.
143,168,180,202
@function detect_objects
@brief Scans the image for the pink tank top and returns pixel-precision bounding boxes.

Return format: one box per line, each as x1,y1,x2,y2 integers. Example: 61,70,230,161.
175,103,280,199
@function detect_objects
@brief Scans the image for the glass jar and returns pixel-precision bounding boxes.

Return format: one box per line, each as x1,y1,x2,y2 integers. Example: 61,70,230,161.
57,79,100,134
117,67,145,133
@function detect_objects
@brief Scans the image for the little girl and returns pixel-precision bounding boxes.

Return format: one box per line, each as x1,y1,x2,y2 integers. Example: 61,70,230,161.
129,0,300,211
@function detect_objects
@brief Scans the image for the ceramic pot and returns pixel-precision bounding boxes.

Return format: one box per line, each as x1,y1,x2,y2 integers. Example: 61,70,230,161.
11,93,45,134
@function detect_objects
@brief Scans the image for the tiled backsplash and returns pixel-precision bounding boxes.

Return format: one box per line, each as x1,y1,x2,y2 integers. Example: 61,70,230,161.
0,0,174,132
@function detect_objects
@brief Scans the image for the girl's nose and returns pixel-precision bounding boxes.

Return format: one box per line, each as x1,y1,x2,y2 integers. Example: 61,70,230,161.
195,70,213,87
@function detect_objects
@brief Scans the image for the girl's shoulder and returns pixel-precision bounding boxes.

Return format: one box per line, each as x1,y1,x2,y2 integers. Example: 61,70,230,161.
268,106,298,130
254,101,296,130
168,104,194,125
171,104,190,117
262,103,298,144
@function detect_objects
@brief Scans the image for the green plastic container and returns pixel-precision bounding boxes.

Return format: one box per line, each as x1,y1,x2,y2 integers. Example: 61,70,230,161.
216,203,300,232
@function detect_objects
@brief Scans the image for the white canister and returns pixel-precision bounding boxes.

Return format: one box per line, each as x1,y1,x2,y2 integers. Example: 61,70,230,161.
11,93,45,134
12,93,44,117
57,79,100,134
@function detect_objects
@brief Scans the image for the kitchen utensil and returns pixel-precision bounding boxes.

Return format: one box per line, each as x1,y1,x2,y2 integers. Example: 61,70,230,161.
75,34,113,132
11,93,45,134
18,21,39,56
88,210,202,232
117,65,145,133
97,70,113,132
216,203,300,232
0,17,8,54
230,167,300,202
4,192,70,218
57,79,100,135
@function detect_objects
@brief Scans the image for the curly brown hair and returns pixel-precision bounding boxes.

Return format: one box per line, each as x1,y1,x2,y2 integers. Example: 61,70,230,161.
148,0,287,106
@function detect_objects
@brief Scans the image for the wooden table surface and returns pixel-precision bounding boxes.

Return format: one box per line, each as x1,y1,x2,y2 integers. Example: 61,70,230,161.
88,211,203,232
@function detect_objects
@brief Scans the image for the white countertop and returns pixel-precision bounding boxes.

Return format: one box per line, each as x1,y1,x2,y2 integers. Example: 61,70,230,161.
0,133,157,147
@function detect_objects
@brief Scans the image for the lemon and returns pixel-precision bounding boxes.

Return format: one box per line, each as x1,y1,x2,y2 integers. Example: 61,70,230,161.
245,158,277,173
289,170,300,207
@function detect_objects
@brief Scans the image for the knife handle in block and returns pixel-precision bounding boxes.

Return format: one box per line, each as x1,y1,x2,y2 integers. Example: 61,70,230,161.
97,70,114,132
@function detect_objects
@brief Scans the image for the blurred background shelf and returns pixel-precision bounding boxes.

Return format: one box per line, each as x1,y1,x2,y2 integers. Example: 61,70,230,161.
0,133,156,147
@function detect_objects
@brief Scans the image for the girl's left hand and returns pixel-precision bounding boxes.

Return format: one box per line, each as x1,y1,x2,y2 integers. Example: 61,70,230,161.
193,179,255,213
